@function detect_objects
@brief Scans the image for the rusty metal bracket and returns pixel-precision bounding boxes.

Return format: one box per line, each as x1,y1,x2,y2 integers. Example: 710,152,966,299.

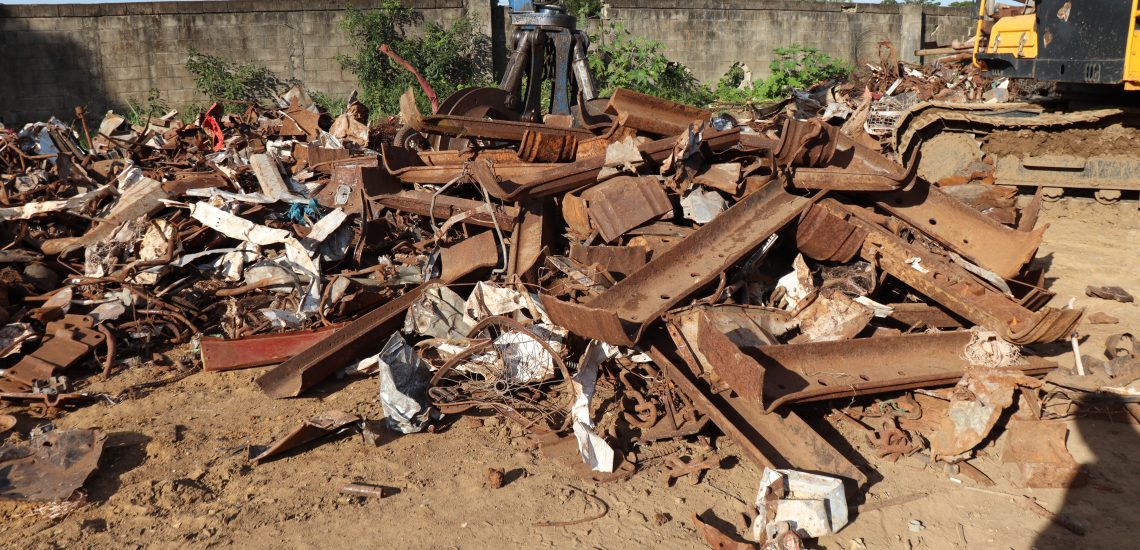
542,181,811,347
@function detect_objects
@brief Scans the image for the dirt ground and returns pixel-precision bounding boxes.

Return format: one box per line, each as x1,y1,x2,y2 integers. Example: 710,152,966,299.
2,198,1138,549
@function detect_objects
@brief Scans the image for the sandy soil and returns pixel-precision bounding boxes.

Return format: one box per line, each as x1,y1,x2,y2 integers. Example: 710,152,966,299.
2,198,1138,549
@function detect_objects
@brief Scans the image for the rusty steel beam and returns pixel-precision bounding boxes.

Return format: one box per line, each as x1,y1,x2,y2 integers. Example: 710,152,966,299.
373,190,519,232
542,181,811,347
875,179,1044,279
647,334,868,491
201,324,348,372
800,200,1082,344
256,285,428,398
886,302,965,329
401,89,592,142
604,88,711,137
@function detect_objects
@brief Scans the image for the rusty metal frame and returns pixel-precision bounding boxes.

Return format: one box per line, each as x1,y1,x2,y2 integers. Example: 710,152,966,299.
541,181,812,347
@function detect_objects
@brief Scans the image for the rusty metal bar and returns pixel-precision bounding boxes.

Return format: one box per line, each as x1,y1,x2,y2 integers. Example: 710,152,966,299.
201,324,348,372
646,335,868,491
373,189,519,231
801,200,1082,344
541,181,811,347
875,179,1044,279
604,88,711,137
256,285,428,398
400,89,592,142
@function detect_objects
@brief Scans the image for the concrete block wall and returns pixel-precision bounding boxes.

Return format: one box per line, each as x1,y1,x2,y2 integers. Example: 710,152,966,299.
0,0,468,123
603,0,975,83
0,0,974,124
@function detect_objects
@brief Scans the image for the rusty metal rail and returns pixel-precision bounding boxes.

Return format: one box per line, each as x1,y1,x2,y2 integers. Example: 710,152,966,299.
542,181,812,347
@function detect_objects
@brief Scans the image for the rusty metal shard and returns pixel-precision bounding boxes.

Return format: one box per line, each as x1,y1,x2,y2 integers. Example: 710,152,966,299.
568,244,649,277
0,429,106,501
440,230,501,282
200,324,348,372
875,180,1044,279
542,182,811,347
648,335,868,490
251,410,360,464
805,200,1081,344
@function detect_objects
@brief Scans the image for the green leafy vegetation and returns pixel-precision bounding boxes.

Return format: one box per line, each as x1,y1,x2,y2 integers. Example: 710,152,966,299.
338,1,492,115
184,48,288,106
561,0,602,19
310,90,348,118
947,1,977,8
588,22,714,107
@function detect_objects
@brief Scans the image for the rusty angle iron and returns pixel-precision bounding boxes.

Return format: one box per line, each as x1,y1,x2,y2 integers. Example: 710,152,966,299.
541,180,813,347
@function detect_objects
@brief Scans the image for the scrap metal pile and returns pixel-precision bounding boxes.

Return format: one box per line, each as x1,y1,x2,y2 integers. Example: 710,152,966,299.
4,82,1128,545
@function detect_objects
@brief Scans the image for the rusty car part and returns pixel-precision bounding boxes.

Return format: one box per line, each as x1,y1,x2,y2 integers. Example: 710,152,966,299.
199,324,348,372
678,307,1054,413
257,284,431,399
0,429,106,501
646,336,867,490
875,179,1044,279
802,199,1082,344
660,453,718,487
373,189,518,231
578,175,671,242
542,181,811,347
250,410,361,463
604,88,711,137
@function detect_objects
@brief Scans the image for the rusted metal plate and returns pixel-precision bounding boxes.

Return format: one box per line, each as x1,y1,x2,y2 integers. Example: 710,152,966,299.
604,88,711,137
2,315,104,389
580,176,671,242
876,180,1044,279
1001,420,1083,488
440,230,501,282
675,307,1054,413
647,335,867,491
0,429,106,501
806,200,1081,344
257,284,429,399
506,199,547,283
200,324,348,372
372,190,518,232
568,244,649,277
542,181,811,347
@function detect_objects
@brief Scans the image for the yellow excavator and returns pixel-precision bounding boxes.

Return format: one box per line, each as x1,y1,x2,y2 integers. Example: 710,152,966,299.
896,0,1140,203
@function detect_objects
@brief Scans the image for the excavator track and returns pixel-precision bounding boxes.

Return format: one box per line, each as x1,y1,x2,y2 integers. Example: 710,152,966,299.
893,102,1140,203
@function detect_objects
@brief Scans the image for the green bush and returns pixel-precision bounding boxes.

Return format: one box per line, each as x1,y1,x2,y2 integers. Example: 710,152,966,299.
561,0,602,19
709,45,852,105
588,22,713,107
185,48,287,106
338,1,492,116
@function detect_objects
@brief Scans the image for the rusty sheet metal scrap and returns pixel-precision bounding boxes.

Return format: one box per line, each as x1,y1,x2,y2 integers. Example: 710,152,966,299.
604,88,711,137
542,181,812,347
251,410,361,463
0,429,106,501
799,199,1081,344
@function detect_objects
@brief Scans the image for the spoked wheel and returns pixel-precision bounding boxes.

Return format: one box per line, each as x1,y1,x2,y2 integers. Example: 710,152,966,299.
428,316,573,433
